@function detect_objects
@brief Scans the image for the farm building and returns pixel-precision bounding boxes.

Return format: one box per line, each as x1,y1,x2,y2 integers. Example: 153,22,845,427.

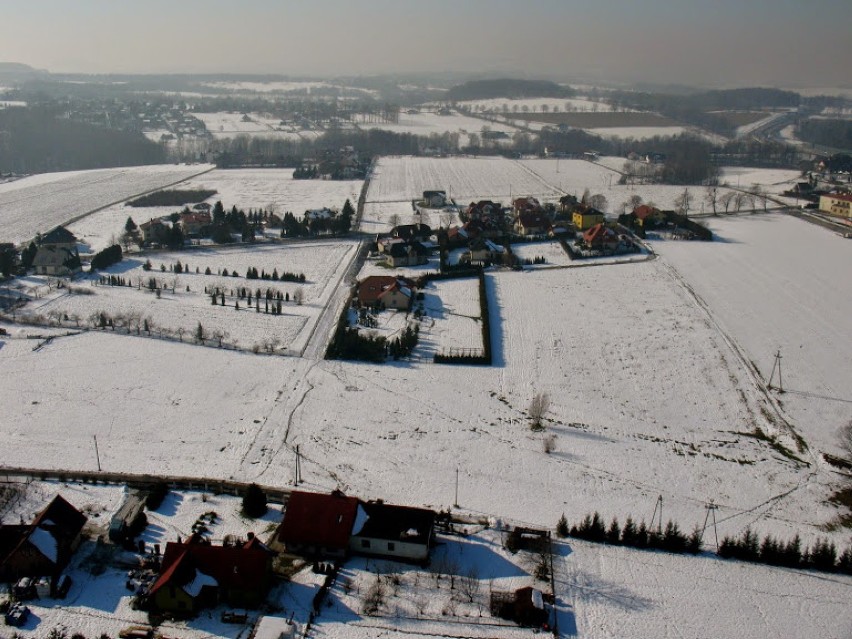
421,190,448,208
108,489,147,543
0,495,87,585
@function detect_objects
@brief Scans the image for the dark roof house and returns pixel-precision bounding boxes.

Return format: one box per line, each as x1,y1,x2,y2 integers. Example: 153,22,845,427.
350,502,435,562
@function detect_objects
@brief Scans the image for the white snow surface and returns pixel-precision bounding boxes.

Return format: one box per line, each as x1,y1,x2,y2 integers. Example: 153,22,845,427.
0,164,213,245
28,525,59,562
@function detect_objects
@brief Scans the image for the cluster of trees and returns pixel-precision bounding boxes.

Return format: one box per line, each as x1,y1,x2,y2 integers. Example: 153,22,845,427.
797,119,852,150
89,244,122,271
560,511,851,574
281,199,354,237
210,200,255,243
446,79,576,102
245,267,306,282
127,189,217,208
327,327,388,362
562,512,701,554
97,275,133,287
719,528,851,573
0,106,165,173
606,87,800,138
293,164,320,179
387,324,419,360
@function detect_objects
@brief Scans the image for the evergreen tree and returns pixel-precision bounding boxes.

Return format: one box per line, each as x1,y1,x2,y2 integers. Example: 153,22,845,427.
556,513,569,538
241,483,268,518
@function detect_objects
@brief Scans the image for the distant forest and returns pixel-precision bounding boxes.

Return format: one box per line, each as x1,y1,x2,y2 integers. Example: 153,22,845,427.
446,79,576,102
0,107,165,174
797,119,852,150
607,87,801,137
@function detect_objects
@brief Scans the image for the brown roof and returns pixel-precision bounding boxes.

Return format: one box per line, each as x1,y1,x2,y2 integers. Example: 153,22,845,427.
275,490,359,551
633,205,660,220
149,538,271,597
517,212,549,229
358,276,415,305
583,223,619,245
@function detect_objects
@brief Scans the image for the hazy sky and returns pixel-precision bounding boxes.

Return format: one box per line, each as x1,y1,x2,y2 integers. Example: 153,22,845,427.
2,0,850,87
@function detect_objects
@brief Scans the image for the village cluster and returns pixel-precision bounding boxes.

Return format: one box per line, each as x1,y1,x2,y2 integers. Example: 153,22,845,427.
0,484,555,637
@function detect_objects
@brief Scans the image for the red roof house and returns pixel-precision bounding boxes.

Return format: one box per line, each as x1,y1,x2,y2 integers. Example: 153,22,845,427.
272,490,359,558
582,223,620,251
147,536,272,614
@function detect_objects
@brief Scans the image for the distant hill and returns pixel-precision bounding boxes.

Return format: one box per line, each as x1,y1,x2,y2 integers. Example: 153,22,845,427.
446,79,575,102
0,62,48,81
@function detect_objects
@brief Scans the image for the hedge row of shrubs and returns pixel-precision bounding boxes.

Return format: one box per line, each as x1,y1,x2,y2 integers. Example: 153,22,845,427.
560,512,852,574
89,244,123,271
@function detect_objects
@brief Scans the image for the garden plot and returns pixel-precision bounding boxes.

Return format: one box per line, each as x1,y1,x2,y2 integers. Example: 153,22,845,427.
418,276,483,358
652,213,852,458
366,156,562,205
18,241,358,354
0,164,213,245
511,240,572,267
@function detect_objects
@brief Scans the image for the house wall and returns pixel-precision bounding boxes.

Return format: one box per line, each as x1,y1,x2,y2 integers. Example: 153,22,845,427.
819,195,852,219
350,535,429,561
381,292,411,310
153,585,197,614
573,212,604,230
0,542,57,581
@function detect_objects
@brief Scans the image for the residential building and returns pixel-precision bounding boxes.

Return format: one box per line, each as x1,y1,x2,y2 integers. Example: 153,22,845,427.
385,241,430,267
31,246,81,276
819,193,852,219
572,208,605,231
270,490,359,559
357,276,417,311
0,495,87,585
350,501,436,563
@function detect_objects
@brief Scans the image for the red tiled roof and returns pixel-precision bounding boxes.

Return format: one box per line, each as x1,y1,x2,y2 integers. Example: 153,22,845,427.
276,491,359,551
358,276,415,304
149,539,271,596
825,193,852,203
583,223,618,245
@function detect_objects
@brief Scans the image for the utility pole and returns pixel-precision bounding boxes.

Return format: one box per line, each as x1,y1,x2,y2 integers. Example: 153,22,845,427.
768,349,784,392
650,495,663,534
294,445,302,485
454,466,459,508
701,500,719,550
93,435,101,472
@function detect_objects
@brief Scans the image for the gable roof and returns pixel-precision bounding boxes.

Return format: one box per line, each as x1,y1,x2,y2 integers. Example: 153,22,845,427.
351,502,435,546
40,226,76,245
0,495,87,570
358,276,416,305
149,538,271,597
517,212,549,229
583,223,619,245
32,246,78,268
276,490,359,551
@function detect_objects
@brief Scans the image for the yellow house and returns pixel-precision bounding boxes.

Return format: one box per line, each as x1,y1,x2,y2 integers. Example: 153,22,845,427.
819,193,852,219
573,209,605,231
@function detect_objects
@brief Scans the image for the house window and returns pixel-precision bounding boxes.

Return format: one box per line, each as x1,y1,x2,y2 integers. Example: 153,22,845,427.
387,542,395,551
361,539,371,548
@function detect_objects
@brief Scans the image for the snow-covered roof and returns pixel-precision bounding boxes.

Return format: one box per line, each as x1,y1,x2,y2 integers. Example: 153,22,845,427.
184,568,218,597
351,504,370,536
28,525,59,563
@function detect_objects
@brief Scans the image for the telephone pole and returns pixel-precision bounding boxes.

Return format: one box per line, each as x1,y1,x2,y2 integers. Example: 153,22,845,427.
768,349,784,392
650,495,663,534
294,445,302,485
93,435,101,472
701,501,719,550
454,466,459,508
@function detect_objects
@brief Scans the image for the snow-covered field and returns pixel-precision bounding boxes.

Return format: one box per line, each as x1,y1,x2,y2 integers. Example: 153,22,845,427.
0,164,213,245
17,241,358,355
588,125,688,139
718,166,802,196
362,111,518,146
191,112,318,140
510,240,572,267
366,156,561,205
68,169,362,254
418,276,484,357
652,213,852,457
1,157,851,638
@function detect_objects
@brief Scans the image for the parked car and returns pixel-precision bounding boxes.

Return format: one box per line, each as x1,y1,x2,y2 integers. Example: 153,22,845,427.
5,603,29,627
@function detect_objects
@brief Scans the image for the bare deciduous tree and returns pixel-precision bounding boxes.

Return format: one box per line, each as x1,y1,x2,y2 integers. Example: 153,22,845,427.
529,392,551,431
675,188,693,216
456,567,480,603
719,191,736,214
705,186,719,215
